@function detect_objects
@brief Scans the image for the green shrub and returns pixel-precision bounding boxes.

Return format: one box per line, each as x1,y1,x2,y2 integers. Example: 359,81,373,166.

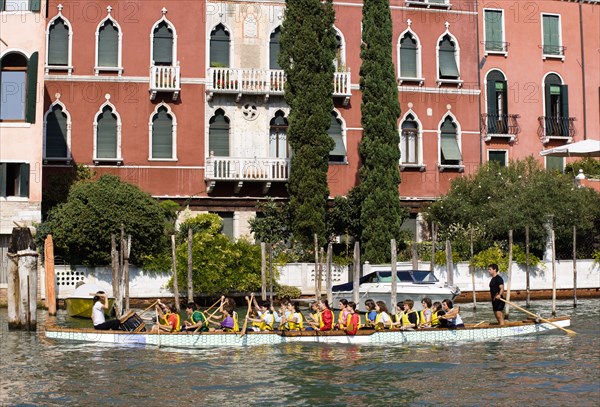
275,285,302,300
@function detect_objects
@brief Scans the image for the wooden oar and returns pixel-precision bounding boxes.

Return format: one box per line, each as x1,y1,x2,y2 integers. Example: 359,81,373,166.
498,298,576,335
239,293,254,337
202,297,223,315
155,306,161,348
193,303,224,333
138,300,159,316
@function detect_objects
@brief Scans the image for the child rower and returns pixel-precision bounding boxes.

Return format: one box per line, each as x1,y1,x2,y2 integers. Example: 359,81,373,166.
399,299,420,330
209,305,235,332
374,301,392,330
286,302,304,331
344,301,360,335
336,299,349,330
247,301,275,331
182,302,208,332
419,297,433,328
363,299,377,328
390,301,404,329
439,299,464,328
431,301,443,327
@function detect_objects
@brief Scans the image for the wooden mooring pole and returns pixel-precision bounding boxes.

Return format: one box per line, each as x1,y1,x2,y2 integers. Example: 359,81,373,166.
390,239,397,311
187,228,194,305
572,225,577,308
261,242,267,301
171,234,180,311
506,230,513,319
326,242,333,306
352,241,360,306
44,235,56,316
6,227,38,331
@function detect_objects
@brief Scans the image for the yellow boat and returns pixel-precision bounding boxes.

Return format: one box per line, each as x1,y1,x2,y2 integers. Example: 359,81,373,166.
65,283,114,319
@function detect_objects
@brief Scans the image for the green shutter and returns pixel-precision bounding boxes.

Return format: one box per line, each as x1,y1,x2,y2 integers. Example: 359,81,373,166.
441,134,462,161
25,51,38,124
48,19,69,66
400,35,417,78
543,15,559,54
0,0,5,11
217,212,234,238
210,25,230,67
0,163,6,197
30,0,41,12
270,28,281,69
152,107,173,158
153,22,173,65
560,85,569,136
485,11,503,51
489,151,506,166
46,105,68,158
209,112,229,156
439,37,459,79
98,21,119,67
19,163,29,198
486,79,497,133
97,107,117,158
546,156,564,172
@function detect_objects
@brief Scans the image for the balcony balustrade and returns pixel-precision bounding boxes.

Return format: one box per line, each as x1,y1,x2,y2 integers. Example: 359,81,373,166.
207,68,351,105
538,116,576,144
205,154,290,193
150,63,180,101
480,113,521,143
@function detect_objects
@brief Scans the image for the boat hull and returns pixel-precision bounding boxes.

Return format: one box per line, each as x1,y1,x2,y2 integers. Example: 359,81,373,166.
66,298,115,319
44,317,571,348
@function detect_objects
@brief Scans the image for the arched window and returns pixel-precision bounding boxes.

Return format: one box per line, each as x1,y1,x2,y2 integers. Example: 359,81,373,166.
95,105,118,159
440,116,461,166
44,103,70,159
486,70,508,134
210,24,230,68
153,21,174,65
209,109,230,156
399,33,418,78
269,111,288,158
97,19,120,69
401,115,419,165
334,30,344,71
438,35,459,79
328,111,346,163
1,52,38,123
269,26,281,70
47,17,70,67
544,74,569,137
150,105,176,159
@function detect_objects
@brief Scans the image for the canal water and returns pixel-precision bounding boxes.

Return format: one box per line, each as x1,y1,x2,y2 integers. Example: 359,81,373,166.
1,299,599,406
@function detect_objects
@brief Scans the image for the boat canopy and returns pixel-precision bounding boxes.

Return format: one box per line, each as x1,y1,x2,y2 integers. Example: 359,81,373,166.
332,270,439,292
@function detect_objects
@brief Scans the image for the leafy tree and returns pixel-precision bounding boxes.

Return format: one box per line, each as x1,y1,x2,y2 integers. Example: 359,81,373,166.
280,0,337,247
248,199,291,245
357,0,405,263
427,157,600,259
565,157,600,179
172,214,262,295
42,164,94,218
37,174,169,265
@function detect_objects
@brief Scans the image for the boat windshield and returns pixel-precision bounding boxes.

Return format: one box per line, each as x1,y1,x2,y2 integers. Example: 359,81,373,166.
376,271,439,284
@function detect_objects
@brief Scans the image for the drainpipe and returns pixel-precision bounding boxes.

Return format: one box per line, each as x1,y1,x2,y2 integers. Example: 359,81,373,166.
579,0,587,139
475,1,483,164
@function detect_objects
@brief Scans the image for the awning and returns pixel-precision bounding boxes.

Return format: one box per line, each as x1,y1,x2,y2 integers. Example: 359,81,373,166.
441,135,462,161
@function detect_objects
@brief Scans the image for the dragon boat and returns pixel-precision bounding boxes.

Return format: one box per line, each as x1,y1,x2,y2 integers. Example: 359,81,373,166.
44,316,571,348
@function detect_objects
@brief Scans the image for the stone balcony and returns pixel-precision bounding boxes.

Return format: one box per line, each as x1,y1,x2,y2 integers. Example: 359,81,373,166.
150,63,180,101
206,68,351,105
538,116,576,144
205,154,290,193
481,113,521,144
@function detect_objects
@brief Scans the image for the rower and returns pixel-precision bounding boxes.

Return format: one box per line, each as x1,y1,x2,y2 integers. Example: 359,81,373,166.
92,291,121,330
374,301,392,330
247,301,275,331
344,301,360,335
439,299,464,328
400,299,420,330
182,302,208,332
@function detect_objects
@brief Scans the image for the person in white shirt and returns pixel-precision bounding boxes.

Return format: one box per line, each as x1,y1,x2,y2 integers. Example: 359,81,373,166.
92,292,121,330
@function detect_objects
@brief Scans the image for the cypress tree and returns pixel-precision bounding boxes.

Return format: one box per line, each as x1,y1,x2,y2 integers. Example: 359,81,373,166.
358,0,405,263
280,0,337,246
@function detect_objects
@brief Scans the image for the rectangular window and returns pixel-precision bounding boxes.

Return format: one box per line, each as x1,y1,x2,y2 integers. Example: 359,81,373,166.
212,212,234,238
484,10,504,52
401,131,418,164
0,71,26,121
329,133,346,163
2,0,31,11
439,49,459,79
546,156,564,172
488,150,507,166
440,135,462,165
0,163,30,198
542,15,561,55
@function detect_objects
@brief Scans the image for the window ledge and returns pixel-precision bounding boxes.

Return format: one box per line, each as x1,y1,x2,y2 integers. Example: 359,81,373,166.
328,160,348,165
484,134,516,143
438,164,464,172
95,67,124,76
148,158,178,162
436,79,463,88
0,196,30,202
542,135,573,145
484,50,508,58
542,54,565,62
401,163,426,172
0,122,31,128
0,10,35,15
398,77,425,86
45,65,73,75
93,158,123,166
43,158,72,165
405,0,451,9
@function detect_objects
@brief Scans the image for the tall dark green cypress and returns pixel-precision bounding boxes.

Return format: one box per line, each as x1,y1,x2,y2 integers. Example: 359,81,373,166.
280,0,336,246
358,0,405,263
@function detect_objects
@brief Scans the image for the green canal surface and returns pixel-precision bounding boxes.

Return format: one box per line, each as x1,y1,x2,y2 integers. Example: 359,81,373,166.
1,299,599,406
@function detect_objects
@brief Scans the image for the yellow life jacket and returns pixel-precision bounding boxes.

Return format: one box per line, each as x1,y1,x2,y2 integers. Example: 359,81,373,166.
431,311,440,327
259,312,274,331
401,310,420,327
317,311,324,329
345,313,358,331
288,312,304,330
337,311,346,329
419,310,426,324
394,312,403,324
164,312,181,332
374,312,387,330
233,311,240,332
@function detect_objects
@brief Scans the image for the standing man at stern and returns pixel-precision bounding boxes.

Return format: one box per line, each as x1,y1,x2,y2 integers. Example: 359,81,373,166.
488,264,505,326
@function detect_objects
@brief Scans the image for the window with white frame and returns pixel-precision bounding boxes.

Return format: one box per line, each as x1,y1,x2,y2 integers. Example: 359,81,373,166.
439,116,461,166
96,10,122,74
0,51,38,123
544,73,570,138
400,114,420,165
270,26,281,70
486,70,508,134
0,163,29,198
269,111,288,158
334,28,346,72
152,21,174,65
484,10,505,53
328,111,346,163
44,103,70,159
545,156,564,172
150,105,176,159
47,14,71,69
1,0,41,12
438,34,459,80
209,109,230,156
488,150,507,166
399,32,418,79
95,105,119,160
542,14,562,57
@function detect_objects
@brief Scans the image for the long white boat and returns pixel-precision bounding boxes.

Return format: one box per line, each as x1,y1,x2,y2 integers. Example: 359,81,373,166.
332,270,460,310
44,317,571,348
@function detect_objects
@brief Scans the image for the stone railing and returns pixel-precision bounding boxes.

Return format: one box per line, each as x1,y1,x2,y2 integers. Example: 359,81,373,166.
150,63,180,100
